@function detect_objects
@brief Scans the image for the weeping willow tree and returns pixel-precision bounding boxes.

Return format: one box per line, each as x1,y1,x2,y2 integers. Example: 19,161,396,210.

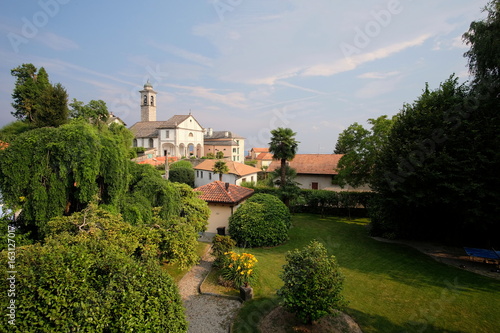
0,121,131,238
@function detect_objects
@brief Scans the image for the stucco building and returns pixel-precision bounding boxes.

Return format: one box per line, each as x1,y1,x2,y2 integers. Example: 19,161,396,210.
129,82,205,158
194,160,261,188
204,128,245,162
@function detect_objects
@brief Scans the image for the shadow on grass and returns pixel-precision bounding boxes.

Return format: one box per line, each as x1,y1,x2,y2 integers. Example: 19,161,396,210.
347,308,465,333
302,215,500,294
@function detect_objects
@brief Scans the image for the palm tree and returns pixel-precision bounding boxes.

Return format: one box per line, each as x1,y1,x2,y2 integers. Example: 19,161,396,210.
212,160,229,181
269,128,299,190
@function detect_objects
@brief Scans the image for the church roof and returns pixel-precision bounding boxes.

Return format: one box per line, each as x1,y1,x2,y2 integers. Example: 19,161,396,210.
204,130,245,139
194,181,254,204
129,115,200,138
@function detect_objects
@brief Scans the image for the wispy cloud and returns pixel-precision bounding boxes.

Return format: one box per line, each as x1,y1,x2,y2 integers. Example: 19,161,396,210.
358,71,400,79
165,83,247,108
39,32,79,51
149,41,214,67
303,34,432,77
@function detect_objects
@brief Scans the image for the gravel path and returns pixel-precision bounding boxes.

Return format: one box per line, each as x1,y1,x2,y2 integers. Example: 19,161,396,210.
178,246,242,333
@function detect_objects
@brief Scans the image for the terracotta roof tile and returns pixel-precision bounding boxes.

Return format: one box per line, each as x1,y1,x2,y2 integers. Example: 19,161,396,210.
194,181,254,204
0,141,9,150
251,148,269,153
267,154,343,175
138,156,178,166
256,152,273,160
194,160,261,176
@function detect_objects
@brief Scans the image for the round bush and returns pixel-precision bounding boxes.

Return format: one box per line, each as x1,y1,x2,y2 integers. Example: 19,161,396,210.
229,193,291,247
0,240,187,332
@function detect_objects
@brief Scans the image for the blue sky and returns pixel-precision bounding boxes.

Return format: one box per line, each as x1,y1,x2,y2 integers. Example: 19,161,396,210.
0,0,489,153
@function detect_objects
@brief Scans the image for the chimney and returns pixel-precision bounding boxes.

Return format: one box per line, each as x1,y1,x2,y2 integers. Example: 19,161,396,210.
225,182,230,191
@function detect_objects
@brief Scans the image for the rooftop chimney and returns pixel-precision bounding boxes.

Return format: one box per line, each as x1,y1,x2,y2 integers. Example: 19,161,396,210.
225,182,230,191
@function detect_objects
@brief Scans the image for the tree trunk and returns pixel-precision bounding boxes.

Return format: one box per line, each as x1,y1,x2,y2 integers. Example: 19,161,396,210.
280,159,286,189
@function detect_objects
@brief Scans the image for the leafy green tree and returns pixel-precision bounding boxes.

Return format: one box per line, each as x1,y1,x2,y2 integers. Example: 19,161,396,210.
463,0,500,83
170,160,194,170
69,98,109,124
228,193,290,247
11,64,68,127
267,165,302,208
216,151,224,159
172,182,210,233
0,121,34,142
169,167,195,187
0,205,188,332
213,159,229,181
371,75,500,246
334,115,394,188
0,122,130,239
277,241,347,324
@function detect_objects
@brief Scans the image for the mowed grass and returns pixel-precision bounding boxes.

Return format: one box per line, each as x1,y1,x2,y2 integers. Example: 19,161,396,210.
233,214,500,333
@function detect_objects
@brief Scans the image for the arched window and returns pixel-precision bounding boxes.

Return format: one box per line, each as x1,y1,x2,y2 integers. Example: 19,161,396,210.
143,95,147,105
189,132,194,137
151,96,154,106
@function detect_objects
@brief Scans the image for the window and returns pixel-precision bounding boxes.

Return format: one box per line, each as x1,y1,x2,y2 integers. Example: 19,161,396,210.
312,182,319,190
151,96,154,106
189,132,194,137
166,130,169,139
209,173,212,180
201,171,203,179
133,139,137,147
233,148,236,153
143,95,147,105
196,170,199,177
149,138,154,147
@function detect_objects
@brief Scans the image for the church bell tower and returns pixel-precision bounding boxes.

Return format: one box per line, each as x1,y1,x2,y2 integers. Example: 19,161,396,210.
140,80,157,122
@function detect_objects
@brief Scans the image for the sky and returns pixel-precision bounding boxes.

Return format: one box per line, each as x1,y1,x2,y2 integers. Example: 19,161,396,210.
0,0,490,154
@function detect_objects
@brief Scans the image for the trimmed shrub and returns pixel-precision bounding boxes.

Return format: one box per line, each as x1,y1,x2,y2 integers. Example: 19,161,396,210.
229,193,291,247
277,241,347,324
169,167,195,187
212,234,236,268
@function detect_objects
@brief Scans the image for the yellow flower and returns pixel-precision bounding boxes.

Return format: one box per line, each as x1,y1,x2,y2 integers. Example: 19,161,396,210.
240,271,244,275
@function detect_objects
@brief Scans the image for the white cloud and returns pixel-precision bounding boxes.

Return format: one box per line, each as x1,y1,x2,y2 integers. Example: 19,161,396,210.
39,32,79,51
358,71,400,79
149,41,214,67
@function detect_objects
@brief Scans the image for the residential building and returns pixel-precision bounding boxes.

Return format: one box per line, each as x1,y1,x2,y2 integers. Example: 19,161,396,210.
129,81,205,158
194,160,261,188
194,181,254,235
267,154,342,190
247,147,273,169
204,128,245,162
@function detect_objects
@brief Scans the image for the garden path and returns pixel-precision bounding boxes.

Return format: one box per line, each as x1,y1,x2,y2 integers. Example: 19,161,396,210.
177,245,242,333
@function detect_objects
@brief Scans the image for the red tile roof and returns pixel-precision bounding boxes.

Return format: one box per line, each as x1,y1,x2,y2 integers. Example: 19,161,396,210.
194,181,254,204
267,154,343,175
256,152,273,160
138,156,178,166
251,148,269,153
194,160,261,176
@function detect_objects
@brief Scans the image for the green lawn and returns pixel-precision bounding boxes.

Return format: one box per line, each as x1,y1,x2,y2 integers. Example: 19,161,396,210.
232,214,500,333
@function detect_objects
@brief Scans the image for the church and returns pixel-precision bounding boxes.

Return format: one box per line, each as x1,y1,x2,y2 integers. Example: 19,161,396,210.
129,81,205,158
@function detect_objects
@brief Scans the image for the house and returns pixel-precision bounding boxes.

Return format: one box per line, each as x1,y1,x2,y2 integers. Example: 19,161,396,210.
107,112,126,126
194,181,254,235
267,154,342,190
204,128,245,162
194,160,261,188
129,82,205,159
247,148,274,170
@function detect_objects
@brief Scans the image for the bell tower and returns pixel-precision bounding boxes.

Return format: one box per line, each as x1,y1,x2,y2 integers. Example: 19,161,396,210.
140,80,157,122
